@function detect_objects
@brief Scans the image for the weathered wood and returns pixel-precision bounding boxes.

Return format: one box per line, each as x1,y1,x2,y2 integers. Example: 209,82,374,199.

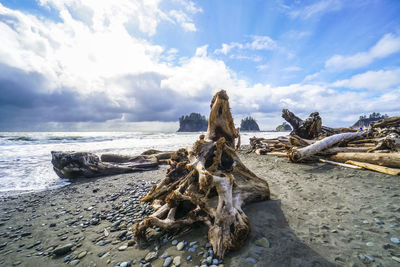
329,152,400,168
51,151,160,179
282,109,322,139
289,132,363,162
345,160,400,176
320,146,371,154
134,90,270,259
319,158,363,169
372,116,400,128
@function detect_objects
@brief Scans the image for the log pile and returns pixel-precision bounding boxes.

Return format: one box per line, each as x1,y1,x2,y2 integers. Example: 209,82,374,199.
249,111,400,176
133,90,270,259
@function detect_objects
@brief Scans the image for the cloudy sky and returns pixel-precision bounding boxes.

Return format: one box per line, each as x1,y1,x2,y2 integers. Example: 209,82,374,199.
0,0,399,131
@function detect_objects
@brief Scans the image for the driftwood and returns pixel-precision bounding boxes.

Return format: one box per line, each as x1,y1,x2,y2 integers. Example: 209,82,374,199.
329,152,400,168
345,160,400,176
250,110,399,175
133,90,270,259
281,109,348,139
289,132,363,162
51,150,173,179
319,159,363,169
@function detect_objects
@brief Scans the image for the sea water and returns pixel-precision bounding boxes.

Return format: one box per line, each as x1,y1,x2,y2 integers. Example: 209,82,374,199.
0,131,286,195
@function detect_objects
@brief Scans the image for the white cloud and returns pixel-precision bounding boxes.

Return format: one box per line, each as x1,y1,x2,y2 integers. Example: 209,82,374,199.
289,0,342,19
39,0,200,35
214,35,277,55
229,54,262,62
0,1,399,130
195,45,208,57
325,33,400,70
169,9,196,32
303,72,320,81
332,68,400,90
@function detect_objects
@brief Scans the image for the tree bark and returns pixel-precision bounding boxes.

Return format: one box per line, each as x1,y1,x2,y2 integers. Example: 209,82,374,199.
345,160,400,176
133,90,270,259
289,132,363,162
51,150,170,179
329,152,400,168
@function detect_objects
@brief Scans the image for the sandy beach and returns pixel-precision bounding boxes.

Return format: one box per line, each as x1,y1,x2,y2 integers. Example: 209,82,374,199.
0,149,399,267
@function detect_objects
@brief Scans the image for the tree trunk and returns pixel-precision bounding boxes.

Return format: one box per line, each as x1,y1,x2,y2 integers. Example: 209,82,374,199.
328,152,400,168
345,160,400,176
51,149,172,179
282,109,342,139
133,90,270,259
289,132,363,162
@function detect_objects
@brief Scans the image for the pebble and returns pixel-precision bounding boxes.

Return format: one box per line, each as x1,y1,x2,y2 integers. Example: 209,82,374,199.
144,251,158,262
212,258,219,265
255,237,270,248
163,257,172,267
390,237,400,244
176,241,185,251
374,218,384,225
246,257,257,263
186,255,192,261
70,259,80,266
118,245,127,251
77,251,87,259
120,262,130,267
161,252,168,258
53,243,73,256
366,242,375,247
171,240,178,245
173,256,181,266
64,255,71,262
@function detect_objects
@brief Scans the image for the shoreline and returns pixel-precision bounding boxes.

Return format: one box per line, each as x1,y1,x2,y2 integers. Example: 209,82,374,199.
0,151,399,266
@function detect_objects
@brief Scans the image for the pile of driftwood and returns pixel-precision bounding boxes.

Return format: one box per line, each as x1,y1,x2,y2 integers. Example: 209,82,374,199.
249,110,400,176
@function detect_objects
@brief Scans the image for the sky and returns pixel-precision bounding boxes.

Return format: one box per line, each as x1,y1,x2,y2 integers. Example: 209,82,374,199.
0,0,399,131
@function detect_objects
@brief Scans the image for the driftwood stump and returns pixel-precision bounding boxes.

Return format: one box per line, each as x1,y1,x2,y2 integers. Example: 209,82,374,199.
133,90,270,258
282,109,343,139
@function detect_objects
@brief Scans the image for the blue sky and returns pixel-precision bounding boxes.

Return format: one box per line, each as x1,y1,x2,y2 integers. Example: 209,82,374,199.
0,0,399,131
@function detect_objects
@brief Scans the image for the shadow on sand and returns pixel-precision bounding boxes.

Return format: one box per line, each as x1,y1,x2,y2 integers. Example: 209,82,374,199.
225,200,337,267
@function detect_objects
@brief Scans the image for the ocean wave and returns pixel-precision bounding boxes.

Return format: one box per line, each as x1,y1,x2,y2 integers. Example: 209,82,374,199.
7,136,36,142
48,136,83,141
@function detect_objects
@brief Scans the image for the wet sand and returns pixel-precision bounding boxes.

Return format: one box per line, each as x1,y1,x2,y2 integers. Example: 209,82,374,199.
0,150,399,267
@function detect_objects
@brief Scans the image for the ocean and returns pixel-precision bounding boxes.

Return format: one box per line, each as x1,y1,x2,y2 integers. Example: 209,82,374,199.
0,131,286,195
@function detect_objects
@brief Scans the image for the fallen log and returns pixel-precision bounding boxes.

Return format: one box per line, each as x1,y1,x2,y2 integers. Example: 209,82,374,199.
372,116,400,128
289,132,363,162
318,146,371,155
319,159,363,169
51,151,161,179
329,152,400,168
345,160,400,176
133,90,270,259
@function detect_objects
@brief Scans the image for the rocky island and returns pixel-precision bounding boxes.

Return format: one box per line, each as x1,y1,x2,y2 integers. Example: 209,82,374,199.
352,112,388,128
240,116,260,131
177,113,208,132
276,122,292,131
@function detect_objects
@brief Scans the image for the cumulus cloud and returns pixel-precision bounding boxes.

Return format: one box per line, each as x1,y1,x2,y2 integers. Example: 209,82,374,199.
325,33,400,70
332,68,400,90
0,1,399,131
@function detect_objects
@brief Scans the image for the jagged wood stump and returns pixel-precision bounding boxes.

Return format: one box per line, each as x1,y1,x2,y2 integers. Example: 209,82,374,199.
133,90,270,258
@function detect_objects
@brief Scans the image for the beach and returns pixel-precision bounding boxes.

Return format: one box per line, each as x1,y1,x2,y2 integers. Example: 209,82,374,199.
0,149,399,267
